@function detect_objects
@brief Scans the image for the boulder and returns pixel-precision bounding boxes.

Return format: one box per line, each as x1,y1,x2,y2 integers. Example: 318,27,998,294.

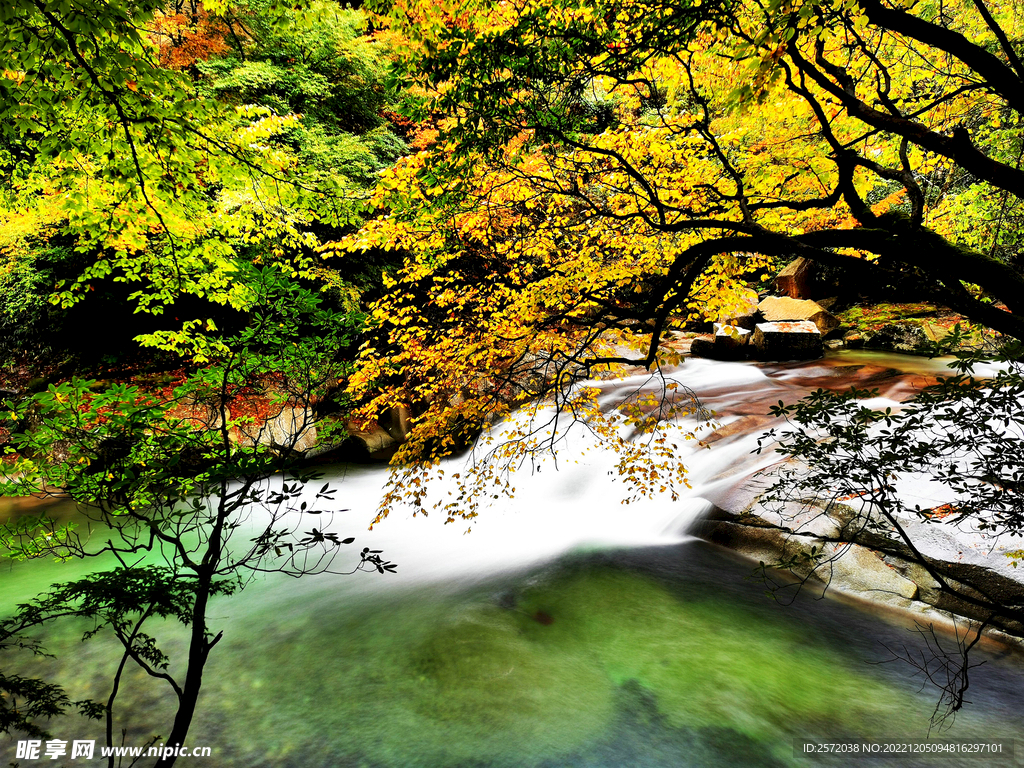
378,404,412,443
689,326,753,360
688,335,716,358
864,323,930,355
751,320,823,360
757,296,841,336
818,542,920,601
713,323,751,358
774,257,816,299
344,421,399,459
237,406,317,453
843,330,865,348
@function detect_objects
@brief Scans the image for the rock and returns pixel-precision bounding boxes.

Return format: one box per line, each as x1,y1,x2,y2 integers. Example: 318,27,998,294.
824,339,845,351
378,404,412,443
774,257,816,299
818,542,920,601
713,322,751,340
689,325,753,360
344,420,399,457
880,556,943,605
716,287,760,330
713,323,751,359
757,296,841,336
751,321,823,360
702,414,775,444
237,406,317,453
688,335,716,358
843,331,865,348
864,323,931,354
920,321,949,344
704,473,1024,636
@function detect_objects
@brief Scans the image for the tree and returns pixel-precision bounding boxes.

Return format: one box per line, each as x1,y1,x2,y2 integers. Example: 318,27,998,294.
0,268,395,765
337,0,1024,531
0,0,402,363
362,0,1024,340
339,0,1020,520
342,149,716,526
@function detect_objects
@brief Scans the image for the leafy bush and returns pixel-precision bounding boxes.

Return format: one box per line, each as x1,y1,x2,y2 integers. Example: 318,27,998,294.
0,245,72,358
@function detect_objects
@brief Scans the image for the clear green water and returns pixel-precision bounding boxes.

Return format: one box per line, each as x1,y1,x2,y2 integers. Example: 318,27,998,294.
6,544,1021,768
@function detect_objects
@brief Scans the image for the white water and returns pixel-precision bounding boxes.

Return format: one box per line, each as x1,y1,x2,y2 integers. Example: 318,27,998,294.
273,354,940,598
288,359,779,587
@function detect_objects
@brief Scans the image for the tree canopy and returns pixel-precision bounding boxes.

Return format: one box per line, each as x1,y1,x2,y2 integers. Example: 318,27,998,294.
354,0,1024,352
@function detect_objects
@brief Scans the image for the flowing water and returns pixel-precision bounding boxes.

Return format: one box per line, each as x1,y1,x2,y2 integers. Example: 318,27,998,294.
2,353,1023,767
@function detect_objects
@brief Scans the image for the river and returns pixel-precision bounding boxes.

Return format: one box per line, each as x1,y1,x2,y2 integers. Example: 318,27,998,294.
2,352,1022,767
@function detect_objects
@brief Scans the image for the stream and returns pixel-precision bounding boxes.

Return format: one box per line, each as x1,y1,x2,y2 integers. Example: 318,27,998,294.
2,352,1022,767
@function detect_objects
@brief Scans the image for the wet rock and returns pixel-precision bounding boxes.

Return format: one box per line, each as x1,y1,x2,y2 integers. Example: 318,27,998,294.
817,542,919,601
843,331,865,348
688,335,716,358
751,321,823,360
702,414,775,445
713,323,751,359
344,421,399,458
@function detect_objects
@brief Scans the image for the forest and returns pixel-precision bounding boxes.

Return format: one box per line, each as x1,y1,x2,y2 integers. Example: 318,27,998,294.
2,0,1024,765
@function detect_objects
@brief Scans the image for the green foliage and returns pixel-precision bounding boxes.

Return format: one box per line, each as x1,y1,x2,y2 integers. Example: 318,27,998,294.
199,0,406,184
0,0,406,364
205,0,390,131
292,123,407,185
0,267,391,746
0,245,73,356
